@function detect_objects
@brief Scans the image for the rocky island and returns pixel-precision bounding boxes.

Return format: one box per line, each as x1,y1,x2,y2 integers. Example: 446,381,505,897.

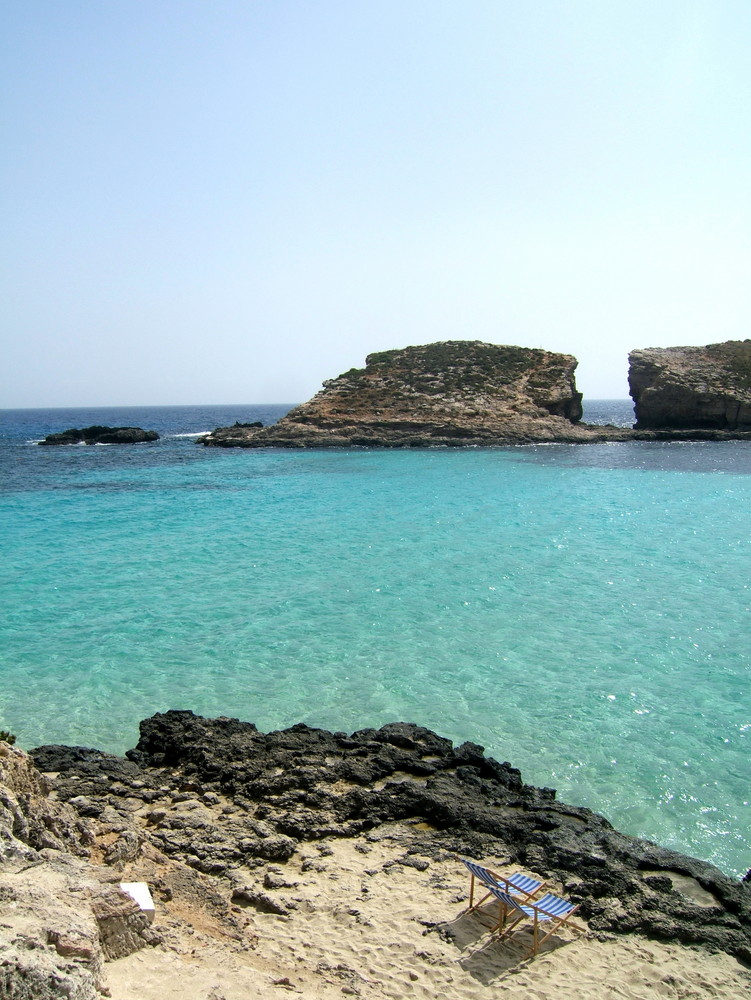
201,339,751,448
39,425,160,445
201,341,615,447
629,340,751,430
2,713,750,999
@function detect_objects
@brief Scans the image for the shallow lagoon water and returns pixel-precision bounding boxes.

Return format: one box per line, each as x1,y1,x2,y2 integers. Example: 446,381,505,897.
0,403,749,876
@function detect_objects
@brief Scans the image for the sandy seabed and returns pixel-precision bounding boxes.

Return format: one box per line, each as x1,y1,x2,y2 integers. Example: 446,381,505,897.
105,827,750,1000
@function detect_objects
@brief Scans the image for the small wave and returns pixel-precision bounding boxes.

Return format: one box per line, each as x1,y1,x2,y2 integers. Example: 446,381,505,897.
26,439,88,446
516,441,574,447
168,432,211,438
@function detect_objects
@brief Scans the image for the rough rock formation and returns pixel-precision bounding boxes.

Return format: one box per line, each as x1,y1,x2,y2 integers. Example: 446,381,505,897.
200,339,751,448
0,740,93,862
29,711,751,965
629,340,751,430
201,341,608,447
39,425,160,445
0,742,160,999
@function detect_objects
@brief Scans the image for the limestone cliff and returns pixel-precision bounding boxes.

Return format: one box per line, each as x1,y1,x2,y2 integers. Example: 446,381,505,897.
0,742,160,999
202,341,598,447
629,340,751,430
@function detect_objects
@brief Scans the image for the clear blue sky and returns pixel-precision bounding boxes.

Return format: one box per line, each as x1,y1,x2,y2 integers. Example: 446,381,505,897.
2,1,750,406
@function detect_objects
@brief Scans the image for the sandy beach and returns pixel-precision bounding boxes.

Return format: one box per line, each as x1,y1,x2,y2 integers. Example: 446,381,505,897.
3,719,750,999
104,827,750,1000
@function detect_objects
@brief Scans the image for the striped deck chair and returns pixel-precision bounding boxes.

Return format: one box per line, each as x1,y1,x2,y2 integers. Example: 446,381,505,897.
487,886,584,956
460,859,545,927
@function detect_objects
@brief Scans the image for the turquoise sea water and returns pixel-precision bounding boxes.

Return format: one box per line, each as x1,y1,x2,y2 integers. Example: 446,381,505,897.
1,402,749,877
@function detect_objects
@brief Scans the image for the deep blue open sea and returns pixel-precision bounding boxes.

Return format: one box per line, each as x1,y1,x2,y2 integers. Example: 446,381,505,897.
1,401,749,877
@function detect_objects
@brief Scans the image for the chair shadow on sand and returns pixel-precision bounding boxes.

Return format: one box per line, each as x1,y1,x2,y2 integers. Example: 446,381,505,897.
436,902,570,985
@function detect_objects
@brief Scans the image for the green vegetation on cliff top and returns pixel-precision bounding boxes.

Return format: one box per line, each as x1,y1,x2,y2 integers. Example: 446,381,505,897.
332,341,574,397
706,339,751,390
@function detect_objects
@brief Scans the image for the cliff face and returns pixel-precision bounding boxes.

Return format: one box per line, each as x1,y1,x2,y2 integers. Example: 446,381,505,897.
629,341,751,430
0,742,159,999
201,338,751,447
204,341,591,447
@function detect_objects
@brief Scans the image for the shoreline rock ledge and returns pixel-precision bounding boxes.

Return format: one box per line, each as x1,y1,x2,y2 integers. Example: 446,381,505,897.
201,341,616,448
17,711,751,969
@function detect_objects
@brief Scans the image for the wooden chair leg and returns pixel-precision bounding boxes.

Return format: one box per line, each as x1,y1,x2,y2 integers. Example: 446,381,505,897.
495,910,525,940
492,896,507,933
532,914,575,954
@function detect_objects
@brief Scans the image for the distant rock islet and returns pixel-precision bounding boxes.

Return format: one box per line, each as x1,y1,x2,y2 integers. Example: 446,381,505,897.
38,425,160,446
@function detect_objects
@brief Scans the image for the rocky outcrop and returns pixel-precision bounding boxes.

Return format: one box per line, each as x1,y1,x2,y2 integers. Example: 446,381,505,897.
0,740,93,862
266,337,751,439
29,712,751,964
199,339,751,448
4,712,751,990
39,426,159,445
201,341,609,447
0,865,160,999
0,742,160,998
629,340,751,430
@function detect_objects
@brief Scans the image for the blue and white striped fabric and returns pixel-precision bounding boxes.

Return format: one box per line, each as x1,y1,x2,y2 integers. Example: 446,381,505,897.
505,872,543,897
488,887,576,920
488,887,525,912
462,859,495,885
530,893,577,918
461,859,543,899
482,880,584,957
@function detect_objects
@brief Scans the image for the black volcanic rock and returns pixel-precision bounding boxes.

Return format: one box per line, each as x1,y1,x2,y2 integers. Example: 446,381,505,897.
32,710,751,963
39,425,159,445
